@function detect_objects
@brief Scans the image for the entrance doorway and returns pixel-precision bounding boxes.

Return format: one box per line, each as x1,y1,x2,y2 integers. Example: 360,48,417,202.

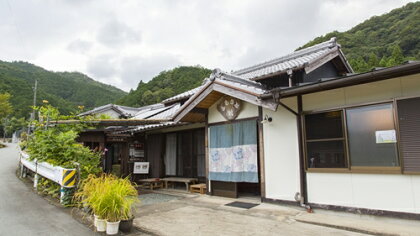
105,143,123,176
208,119,261,198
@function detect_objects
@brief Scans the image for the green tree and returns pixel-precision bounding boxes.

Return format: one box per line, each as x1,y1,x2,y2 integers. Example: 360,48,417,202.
379,56,388,67
0,60,127,118
389,45,405,65
367,52,379,68
0,93,13,119
118,66,212,107
3,117,26,137
298,2,420,72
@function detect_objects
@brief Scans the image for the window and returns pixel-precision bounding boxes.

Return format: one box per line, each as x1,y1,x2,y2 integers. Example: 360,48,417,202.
305,111,347,168
346,104,398,167
304,102,401,172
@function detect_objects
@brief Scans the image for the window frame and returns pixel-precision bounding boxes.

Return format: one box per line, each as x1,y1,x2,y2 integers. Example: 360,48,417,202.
303,100,402,174
303,110,349,170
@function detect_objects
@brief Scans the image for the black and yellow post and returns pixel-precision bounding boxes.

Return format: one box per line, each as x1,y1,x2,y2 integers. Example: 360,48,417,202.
62,169,76,187
60,169,77,205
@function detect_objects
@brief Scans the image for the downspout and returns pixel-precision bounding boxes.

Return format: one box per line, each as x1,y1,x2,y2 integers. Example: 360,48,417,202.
274,93,311,212
296,95,311,212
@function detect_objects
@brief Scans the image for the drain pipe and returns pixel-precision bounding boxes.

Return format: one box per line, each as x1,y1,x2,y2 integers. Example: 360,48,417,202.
274,93,312,212
296,95,312,212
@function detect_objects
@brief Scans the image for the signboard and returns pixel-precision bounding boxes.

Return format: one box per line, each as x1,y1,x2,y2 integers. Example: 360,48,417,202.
133,162,149,174
217,96,242,121
375,130,397,143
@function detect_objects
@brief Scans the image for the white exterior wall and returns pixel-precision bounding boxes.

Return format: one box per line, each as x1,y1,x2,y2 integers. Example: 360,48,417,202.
307,173,420,213
208,97,258,124
303,74,420,214
263,97,301,201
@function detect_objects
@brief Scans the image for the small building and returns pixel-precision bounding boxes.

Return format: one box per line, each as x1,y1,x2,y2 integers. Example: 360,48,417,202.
78,103,150,119
171,39,420,218
79,38,420,219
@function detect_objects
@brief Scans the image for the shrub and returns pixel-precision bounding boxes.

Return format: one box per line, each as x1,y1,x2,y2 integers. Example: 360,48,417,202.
75,174,139,221
25,104,101,180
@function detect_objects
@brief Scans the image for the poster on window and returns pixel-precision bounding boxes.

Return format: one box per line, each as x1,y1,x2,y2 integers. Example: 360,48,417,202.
375,130,397,143
133,162,149,174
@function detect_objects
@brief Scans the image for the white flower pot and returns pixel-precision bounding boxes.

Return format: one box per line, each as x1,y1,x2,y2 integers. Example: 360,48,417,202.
106,220,120,235
96,219,106,232
93,214,99,227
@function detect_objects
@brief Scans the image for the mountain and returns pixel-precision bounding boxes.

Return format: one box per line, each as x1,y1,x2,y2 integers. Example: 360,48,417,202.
117,66,212,107
0,61,127,118
299,2,420,72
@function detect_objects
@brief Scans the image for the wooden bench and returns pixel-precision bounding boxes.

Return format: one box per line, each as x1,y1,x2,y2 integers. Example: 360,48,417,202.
190,183,207,194
161,177,198,192
138,178,164,190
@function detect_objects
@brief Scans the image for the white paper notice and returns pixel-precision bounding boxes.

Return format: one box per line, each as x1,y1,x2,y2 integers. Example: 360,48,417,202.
133,162,149,174
375,130,397,143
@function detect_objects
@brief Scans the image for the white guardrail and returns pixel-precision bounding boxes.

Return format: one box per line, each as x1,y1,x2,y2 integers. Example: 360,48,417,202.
20,151,77,189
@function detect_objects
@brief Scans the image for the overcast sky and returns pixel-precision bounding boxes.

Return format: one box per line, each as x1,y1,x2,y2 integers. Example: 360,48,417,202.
0,0,415,91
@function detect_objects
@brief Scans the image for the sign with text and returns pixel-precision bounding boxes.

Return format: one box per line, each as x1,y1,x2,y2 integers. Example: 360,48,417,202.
375,130,397,143
133,162,149,174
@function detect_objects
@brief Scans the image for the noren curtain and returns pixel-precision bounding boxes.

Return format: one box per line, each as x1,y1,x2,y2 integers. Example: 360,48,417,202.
209,119,258,183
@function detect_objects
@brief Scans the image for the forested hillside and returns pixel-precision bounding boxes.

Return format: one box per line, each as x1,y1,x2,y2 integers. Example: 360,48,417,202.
117,66,211,107
300,2,419,72
0,61,127,118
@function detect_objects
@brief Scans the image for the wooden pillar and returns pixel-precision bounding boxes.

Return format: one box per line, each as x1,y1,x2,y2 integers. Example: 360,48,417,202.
258,107,266,198
121,141,129,177
204,114,210,194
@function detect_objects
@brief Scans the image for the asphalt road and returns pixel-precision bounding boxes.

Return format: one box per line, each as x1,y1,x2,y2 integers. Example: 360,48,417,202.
0,143,94,236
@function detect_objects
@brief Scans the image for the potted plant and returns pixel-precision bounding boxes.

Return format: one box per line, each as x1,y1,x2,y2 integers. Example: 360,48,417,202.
119,179,139,233
87,175,136,235
74,174,138,235
75,174,110,232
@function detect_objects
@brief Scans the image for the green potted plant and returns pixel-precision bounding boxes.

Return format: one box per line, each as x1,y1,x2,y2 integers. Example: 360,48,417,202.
101,177,138,235
74,174,138,234
119,178,139,233
75,174,110,232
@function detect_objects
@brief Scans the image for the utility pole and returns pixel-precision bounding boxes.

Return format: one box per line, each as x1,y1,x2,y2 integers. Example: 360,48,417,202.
27,80,37,134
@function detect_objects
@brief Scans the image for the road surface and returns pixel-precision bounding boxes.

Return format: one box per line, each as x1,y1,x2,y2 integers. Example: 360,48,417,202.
0,143,94,235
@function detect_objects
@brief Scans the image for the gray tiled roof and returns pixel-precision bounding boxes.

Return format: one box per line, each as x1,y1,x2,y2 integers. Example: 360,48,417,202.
78,103,162,118
162,86,204,104
233,38,346,80
210,69,268,95
151,103,181,119
115,122,189,134
78,104,143,117
133,104,171,119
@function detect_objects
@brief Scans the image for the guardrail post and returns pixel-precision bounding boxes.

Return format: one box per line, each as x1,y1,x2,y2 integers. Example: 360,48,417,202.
60,169,77,206
20,163,25,178
33,173,38,189
60,187,65,204
33,162,38,189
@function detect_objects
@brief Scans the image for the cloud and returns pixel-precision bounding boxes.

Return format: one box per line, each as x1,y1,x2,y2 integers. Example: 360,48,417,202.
67,40,92,54
0,0,415,92
96,19,141,47
119,54,182,89
87,54,117,78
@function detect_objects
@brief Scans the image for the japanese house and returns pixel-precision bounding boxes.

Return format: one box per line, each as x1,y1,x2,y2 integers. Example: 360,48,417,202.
79,37,420,218
171,38,420,218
